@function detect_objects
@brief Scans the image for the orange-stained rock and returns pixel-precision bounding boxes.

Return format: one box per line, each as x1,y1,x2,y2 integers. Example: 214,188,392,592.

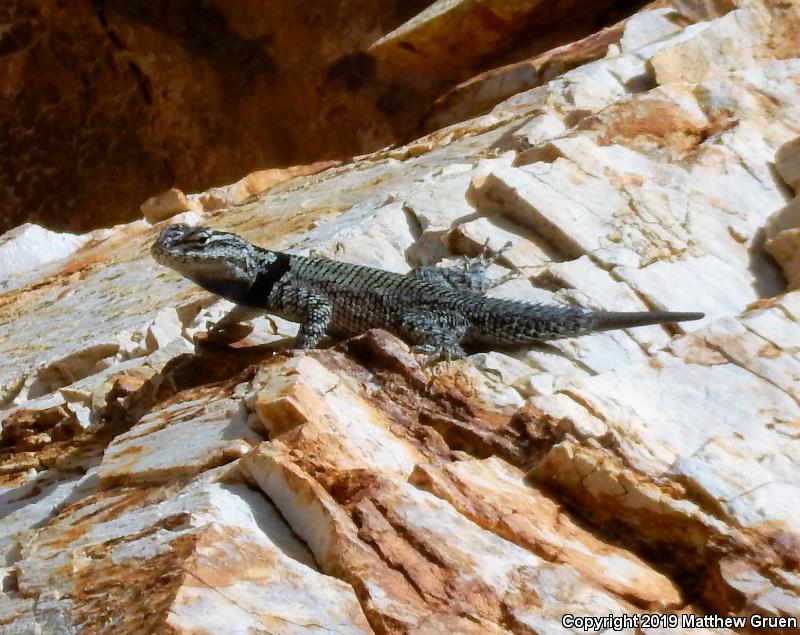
228,162,342,205
140,188,197,223
369,0,550,73
420,14,630,133
409,457,683,609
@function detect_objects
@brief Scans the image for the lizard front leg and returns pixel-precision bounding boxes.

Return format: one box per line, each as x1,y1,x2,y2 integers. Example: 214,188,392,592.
267,279,334,349
294,292,334,349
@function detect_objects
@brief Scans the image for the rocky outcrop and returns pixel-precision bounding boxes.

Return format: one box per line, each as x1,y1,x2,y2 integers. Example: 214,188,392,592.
1,0,800,633
1,0,648,233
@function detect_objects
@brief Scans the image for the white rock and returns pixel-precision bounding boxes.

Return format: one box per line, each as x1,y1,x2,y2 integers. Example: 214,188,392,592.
0,224,89,293
619,8,685,53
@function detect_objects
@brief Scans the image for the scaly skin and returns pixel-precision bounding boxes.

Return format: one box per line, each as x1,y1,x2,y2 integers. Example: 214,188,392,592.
152,224,704,358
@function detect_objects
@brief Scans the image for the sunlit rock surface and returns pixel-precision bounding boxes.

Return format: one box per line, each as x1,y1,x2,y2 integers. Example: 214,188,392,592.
1,0,799,632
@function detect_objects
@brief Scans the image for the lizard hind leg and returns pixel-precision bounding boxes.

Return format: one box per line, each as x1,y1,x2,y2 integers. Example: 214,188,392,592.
457,238,515,293
400,308,468,362
410,240,515,295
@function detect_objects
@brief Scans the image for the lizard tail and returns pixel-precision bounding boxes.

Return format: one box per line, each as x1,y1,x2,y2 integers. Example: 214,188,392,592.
590,310,704,331
463,298,704,345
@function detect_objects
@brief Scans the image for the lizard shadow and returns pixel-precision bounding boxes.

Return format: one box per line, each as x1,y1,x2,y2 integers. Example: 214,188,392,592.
748,180,796,298
191,333,298,363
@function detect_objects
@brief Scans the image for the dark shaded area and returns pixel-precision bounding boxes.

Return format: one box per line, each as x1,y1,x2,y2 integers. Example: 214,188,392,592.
0,1,41,56
100,0,278,76
325,53,377,91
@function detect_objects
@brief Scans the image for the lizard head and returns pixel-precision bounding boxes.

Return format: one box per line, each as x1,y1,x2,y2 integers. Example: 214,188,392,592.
151,223,259,298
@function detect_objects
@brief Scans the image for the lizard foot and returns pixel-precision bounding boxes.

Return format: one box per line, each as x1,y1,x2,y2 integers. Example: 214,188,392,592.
410,239,517,294
411,343,467,366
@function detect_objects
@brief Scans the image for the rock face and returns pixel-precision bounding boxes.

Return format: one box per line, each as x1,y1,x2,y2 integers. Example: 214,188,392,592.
2,0,800,633
0,0,646,233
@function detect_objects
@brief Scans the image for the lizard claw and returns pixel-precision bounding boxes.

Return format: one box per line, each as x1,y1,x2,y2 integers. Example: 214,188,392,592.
411,343,466,367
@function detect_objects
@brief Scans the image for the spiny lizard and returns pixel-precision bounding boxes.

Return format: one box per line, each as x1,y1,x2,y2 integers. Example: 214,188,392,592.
152,223,704,359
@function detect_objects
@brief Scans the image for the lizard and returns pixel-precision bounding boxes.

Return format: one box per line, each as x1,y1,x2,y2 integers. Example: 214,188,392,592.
151,223,704,360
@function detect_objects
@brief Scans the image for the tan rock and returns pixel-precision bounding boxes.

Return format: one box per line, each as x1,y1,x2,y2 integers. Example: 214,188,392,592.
140,188,197,223
241,444,650,632
194,189,229,212
369,0,547,73
764,194,800,240
775,136,800,193
421,14,631,133
229,162,341,204
11,466,372,634
765,228,800,289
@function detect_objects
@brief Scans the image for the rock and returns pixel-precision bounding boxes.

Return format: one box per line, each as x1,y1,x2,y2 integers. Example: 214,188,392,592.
228,162,342,205
0,0,658,235
1,1,800,632
420,2,710,135
369,0,552,74
140,188,197,223
0,224,89,293
766,228,800,289
775,136,800,193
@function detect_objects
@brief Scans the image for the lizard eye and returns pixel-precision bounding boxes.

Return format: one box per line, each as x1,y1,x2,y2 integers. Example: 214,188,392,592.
189,230,211,245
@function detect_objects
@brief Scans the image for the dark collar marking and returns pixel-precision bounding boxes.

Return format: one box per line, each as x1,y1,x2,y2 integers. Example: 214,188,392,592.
238,251,292,308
